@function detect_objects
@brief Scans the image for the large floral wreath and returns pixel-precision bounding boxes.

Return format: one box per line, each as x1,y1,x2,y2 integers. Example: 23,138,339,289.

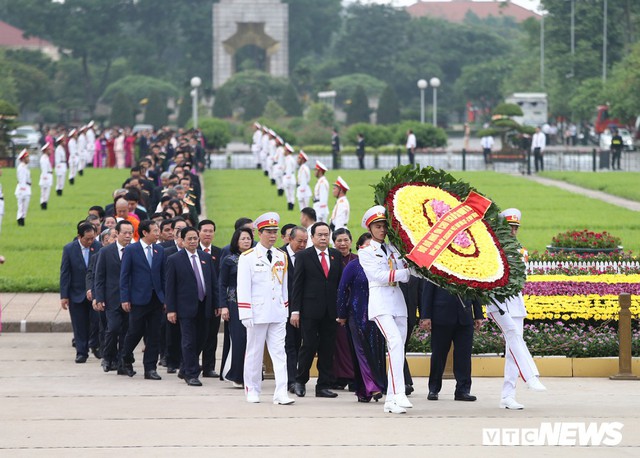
373,165,526,303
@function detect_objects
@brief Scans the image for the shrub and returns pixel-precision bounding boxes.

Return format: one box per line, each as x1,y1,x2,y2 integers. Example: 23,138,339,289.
144,90,168,128
262,100,286,121
296,121,332,146
177,87,192,128
110,91,135,127
280,83,302,117
551,230,621,249
392,121,448,148
212,89,233,118
377,84,400,125
346,85,370,125
306,102,335,128
345,123,393,148
187,117,231,150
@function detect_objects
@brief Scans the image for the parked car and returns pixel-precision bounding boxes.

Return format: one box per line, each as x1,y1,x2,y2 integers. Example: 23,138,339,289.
599,128,635,151
9,125,42,150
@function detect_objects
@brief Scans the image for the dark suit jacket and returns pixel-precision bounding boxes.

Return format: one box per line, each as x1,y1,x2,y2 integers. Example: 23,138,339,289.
60,239,101,303
420,282,483,327
200,244,221,274
291,246,343,320
85,252,98,298
94,243,124,309
120,241,165,305
165,248,218,319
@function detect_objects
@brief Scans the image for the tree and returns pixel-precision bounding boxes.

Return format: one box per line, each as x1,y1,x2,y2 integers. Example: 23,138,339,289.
262,100,286,121
377,85,400,125
346,85,370,125
478,103,529,152
392,121,448,148
569,78,605,122
306,103,335,128
606,42,640,121
243,85,268,121
144,91,168,128
0,99,18,156
110,91,135,126
217,70,288,119
280,83,302,117
329,73,387,106
101,75,178,104
212,89,233,119
346,123,393,147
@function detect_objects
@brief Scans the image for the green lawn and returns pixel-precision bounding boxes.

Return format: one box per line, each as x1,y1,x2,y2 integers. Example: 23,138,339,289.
1,167,639,292
539,171,640,202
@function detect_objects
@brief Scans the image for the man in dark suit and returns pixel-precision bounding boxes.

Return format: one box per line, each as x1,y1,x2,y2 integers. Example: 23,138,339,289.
198,219,223,378
290,222,343,398
60,222,101,363
119,219,165,380
94,220,134,373
356,133,365,170
166,226,220,386
419,281,484,401
282,226,308,393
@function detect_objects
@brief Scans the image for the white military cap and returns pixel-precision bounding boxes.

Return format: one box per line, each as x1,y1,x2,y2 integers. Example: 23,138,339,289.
69,128,77,136
298,150,308,162
255,212,280,231
40,142,50,152
362,205,386,229
315,160,328,172
254,122,262,129
87,120,95,128
285,143,294,153
500,208,522,226
334,176,349,192
17,149,29,160
55,135,65,143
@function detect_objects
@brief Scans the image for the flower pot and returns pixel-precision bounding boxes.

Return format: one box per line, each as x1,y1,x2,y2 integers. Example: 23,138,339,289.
546,245,623,255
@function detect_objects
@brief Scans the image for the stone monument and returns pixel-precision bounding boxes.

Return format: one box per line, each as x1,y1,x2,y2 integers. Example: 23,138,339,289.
212,0,289,88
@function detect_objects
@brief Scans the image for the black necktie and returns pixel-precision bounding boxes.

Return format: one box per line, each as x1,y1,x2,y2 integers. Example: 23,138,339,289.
267,249,272,263
380,244,387,255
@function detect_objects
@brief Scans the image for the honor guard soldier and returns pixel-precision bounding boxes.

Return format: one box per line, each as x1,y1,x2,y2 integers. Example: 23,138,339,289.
272,136,285,196
0,167,4,232
330,176,350,232
282,143,297,210
237,212,294,405
260,125,271,177
68,128,78,185
266,129,277,184
54,136,67,196
15,149,31,226
39,143,53,210
358,206,413,414
251,122,263,169
313,161,330,223
487,208,546,410
77,125,87,176
296,150,311,210
85,121,96,168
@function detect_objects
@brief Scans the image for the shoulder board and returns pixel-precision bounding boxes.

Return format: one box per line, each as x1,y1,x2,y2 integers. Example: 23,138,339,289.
241,248,254,256
274,247,285,254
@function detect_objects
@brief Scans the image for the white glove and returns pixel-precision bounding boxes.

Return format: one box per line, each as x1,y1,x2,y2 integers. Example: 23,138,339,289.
242,319,254,328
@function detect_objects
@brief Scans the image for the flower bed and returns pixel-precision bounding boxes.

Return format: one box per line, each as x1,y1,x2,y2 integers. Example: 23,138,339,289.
550,229,621,250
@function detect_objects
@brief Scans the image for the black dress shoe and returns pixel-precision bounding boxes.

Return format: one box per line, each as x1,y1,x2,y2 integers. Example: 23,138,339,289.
315,388,338,398
177,371,185,380
158,356,167,367
166,367,177,374
186,378,202,387
144,370,162,380
372,391,383,402
202,370,219,378
78,169,83,176
288,384,295,394
75,354,88,363
405,384,415,396
101,359,111,372
91,347,101,359
118,366,136,377
109,361,118,371
69,177,74,185
454,393,477,402
427,391,439,401
294,382,306,397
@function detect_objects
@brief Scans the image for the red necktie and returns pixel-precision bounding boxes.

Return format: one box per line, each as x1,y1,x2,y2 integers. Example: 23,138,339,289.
320,251,329,278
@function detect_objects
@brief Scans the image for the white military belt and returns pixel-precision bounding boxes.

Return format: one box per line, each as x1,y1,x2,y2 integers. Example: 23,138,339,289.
369,281,398,288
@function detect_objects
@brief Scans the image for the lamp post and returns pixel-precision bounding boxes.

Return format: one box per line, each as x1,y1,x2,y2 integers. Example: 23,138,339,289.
417,79,427,124
429,77,441,127
190,76,202,129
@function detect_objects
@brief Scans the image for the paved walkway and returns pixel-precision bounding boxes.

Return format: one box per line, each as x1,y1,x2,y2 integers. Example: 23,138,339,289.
0,332,638,456
524,175,640,212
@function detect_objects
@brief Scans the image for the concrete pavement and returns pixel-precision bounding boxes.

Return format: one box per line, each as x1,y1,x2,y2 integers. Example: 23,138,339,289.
0,332,639,456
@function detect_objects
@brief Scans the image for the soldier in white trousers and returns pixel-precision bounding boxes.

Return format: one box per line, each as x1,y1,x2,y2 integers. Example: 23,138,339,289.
85,121,96,168
359,205,413,414
272,136,285,196
329,176,350,232
67,128,78,184
15,149,31,226
251,122,263,169
260,125,270,177
296,150,311,210
282,143,297,211
77,125,87,176
39,143,53,210
487,208,546,410
0,168,5,233
54,136,67,196
312,161,330,223
237,212,294,405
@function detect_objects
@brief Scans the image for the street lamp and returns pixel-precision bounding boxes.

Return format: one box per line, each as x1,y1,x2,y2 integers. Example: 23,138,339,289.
417,79,427,124
190,76,202,129
429,77,441,127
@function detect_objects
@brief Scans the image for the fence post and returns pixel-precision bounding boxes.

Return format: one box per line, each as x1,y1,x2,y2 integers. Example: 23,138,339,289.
610,293,639,380
526,148,531,175
462,148,466,171
396,148,401,167
592,148,597,172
